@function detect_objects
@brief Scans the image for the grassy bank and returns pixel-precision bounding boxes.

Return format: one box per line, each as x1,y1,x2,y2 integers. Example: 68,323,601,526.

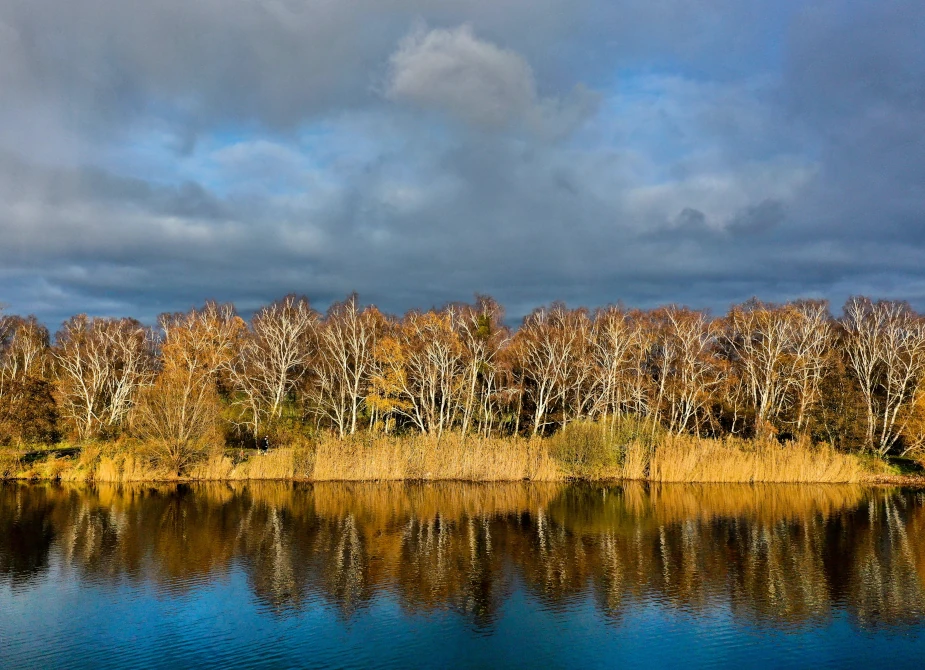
0,422,895,484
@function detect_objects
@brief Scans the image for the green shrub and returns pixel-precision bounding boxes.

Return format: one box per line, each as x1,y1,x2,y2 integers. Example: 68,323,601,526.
548,421,619,477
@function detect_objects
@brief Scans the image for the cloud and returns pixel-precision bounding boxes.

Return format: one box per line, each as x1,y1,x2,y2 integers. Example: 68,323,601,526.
386,24,598,137
0,1,923,326
726,199,784,235
674,208,709,231
386,24,536,127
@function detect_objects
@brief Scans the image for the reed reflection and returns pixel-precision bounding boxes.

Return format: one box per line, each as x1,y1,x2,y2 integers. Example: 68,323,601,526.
1,482,923,629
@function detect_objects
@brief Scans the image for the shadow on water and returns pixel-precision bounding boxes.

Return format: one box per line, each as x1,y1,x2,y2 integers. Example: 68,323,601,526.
3,480,925,632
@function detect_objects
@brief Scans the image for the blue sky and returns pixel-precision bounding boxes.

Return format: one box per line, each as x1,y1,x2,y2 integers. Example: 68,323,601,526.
1,0,923,325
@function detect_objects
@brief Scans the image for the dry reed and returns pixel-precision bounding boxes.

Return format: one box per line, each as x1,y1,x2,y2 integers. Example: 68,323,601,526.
311,433,560,481
645,435,868,483
0,428,884,483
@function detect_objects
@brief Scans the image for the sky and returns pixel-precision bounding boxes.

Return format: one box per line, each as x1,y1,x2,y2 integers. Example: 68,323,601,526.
1,0,923,326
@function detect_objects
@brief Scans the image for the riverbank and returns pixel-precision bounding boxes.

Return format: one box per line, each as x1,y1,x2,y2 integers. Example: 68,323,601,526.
1,427,906,484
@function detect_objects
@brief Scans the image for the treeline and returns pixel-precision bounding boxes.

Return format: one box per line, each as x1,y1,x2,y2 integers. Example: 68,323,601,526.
2,294,925,462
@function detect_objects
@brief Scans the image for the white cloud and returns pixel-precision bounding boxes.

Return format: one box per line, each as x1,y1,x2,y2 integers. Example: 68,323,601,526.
386,24,535,127
385,24,597,137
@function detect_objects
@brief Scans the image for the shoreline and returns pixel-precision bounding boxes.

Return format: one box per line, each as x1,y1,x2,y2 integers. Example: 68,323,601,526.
5,463,923,486
5,476,925,486
3,429,921,486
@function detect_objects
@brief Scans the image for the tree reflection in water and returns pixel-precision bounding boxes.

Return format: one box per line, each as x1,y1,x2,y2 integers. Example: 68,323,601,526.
1,481,924,630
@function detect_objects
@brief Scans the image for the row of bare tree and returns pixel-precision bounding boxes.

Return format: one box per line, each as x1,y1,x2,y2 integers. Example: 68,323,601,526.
3,294,925,456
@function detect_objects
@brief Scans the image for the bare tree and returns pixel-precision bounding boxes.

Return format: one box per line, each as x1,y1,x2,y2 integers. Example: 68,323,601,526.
54,316,153,440
648,307,720,435
230,296,317,437
561,308,596,425
310,295,382,437
790,300,833,434
841,297,925,455
54,315,110,439
513,304,586,435
454,296,508,436
1,315,49,383
376,309,464,436
721,300,833,436
723,300,800,434
589,306,647,429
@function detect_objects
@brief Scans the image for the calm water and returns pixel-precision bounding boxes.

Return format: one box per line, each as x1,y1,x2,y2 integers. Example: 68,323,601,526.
2,482,925,668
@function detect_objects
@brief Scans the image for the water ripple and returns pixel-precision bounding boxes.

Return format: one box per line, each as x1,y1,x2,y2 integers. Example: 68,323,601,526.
2,482,925,667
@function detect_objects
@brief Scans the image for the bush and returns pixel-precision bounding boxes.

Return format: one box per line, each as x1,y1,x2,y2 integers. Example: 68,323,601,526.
548,421,619,477
131,367,224,475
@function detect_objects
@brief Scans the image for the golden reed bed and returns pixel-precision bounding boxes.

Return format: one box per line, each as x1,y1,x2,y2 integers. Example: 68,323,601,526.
2,430,879,483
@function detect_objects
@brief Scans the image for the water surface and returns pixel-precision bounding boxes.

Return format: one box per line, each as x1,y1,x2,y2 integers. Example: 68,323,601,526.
2,482,925,668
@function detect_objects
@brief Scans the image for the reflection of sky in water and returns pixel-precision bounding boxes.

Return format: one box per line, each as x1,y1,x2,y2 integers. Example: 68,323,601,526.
1,483,925,668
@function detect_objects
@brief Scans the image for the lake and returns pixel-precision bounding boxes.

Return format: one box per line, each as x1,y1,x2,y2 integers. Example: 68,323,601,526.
2,482,924,668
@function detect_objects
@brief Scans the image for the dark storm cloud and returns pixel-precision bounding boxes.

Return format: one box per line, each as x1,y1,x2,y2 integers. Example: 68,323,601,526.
0,153,228,220
727,199,784,235
1,0,924,326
